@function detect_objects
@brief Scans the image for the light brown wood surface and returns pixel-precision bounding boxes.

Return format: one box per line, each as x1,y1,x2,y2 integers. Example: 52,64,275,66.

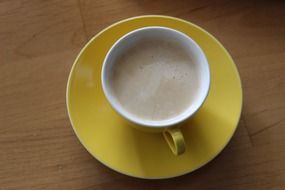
1,0,285,189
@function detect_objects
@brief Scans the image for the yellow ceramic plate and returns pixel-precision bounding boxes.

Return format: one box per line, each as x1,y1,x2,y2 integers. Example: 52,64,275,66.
66,15,242,179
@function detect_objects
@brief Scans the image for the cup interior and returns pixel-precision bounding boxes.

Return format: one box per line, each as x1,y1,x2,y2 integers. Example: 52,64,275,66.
102,27,210,127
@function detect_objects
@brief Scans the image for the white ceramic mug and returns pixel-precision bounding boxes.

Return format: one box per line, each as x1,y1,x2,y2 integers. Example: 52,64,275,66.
101,27,210,155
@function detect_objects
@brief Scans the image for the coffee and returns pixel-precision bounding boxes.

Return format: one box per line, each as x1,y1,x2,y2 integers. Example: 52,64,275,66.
109,38,200,121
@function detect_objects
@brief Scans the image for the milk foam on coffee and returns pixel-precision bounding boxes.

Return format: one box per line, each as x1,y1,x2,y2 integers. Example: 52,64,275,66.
109,38,200,121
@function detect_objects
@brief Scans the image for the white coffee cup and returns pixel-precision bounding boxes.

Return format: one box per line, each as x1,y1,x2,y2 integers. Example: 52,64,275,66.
101,27,210,155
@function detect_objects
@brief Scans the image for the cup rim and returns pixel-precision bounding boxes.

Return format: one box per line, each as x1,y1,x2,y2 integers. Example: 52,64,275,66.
101,26,210,128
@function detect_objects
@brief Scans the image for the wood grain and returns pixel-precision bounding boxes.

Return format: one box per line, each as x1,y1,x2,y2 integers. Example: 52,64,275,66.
1,0,285,189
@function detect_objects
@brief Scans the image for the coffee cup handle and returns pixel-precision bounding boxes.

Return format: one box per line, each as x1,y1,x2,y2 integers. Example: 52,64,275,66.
163,128,185,155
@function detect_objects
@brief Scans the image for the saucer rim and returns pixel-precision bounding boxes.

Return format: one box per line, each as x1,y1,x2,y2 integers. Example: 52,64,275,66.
66,15,243,179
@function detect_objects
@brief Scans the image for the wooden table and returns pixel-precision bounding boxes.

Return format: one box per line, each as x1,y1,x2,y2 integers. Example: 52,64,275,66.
1,1,284,189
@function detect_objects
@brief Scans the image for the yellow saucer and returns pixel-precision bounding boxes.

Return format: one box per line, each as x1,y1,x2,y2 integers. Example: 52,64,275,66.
66,15,242,179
